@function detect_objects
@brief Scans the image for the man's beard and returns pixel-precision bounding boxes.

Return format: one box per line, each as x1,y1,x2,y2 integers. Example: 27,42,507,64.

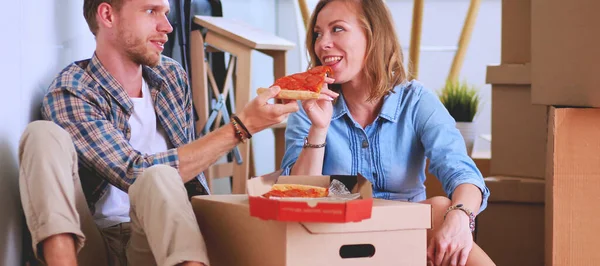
118,29,161,67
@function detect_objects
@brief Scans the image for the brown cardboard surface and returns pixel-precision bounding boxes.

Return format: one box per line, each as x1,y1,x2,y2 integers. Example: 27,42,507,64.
192,195,431,266
532,1,600,107
486,64,531,85
491,84,548,178
485,176,544,203
501,0,531,63
487,64,548,178
546,107,600,265
477,176,544,266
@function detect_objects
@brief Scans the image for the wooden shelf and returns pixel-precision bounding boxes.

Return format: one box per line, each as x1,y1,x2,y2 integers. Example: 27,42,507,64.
194,16,295,51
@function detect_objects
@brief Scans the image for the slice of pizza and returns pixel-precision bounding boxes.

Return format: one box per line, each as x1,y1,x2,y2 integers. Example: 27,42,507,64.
262,184,329,199
257,66,333,100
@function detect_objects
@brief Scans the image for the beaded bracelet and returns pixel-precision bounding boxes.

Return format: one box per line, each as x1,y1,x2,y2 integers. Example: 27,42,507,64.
230,118,247,143
444,204,476,233
231,115,252,139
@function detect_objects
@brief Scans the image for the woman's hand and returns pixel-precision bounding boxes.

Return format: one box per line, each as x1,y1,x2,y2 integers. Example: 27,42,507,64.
427,211,473,266
302,77,339,129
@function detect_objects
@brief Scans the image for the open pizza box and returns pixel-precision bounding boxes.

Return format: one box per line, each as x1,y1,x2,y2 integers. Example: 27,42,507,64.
247,171,374,223
191,195,432,266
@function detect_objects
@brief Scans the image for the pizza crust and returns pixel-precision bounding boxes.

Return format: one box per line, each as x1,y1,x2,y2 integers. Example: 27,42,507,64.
257,87,320,100
262,183,329,198
271,184,326,192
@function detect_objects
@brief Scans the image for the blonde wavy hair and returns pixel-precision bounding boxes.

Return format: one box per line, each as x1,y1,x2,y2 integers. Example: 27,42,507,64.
306,0,407,101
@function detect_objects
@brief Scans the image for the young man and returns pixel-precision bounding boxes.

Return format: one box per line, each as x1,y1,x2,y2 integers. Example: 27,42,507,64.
18,0,298,265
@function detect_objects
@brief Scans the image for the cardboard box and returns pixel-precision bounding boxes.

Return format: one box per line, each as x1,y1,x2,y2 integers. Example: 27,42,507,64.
502,0,531,63
486,64,548,178
546,107,600,265
191,195,432,266
476,176,545,266
247,173,373,223
532,0,600,107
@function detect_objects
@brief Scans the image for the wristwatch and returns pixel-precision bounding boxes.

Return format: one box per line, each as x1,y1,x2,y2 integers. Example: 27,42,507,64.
444,203,476,233
303,137,326,148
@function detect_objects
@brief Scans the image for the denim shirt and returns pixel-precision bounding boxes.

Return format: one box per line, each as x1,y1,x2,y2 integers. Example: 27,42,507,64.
281,80,490,212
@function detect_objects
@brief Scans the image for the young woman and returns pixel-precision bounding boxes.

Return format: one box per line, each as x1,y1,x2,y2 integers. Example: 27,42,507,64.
280,1,494,265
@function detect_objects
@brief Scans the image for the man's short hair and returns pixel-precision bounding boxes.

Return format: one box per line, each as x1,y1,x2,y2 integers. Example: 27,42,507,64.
83,0,125,36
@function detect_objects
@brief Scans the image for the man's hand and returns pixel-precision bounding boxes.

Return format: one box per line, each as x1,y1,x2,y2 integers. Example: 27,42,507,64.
237,86,300,134
427,210,473,266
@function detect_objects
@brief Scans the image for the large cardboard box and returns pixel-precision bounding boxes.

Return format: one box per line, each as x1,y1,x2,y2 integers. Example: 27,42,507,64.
502,0,531,63
191,195,432,266
546,107,600,265
532,0,600,107
476,176,545,266
486,64,548,178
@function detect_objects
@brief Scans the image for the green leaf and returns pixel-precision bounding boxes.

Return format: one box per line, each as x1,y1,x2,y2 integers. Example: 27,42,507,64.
438,80,480,122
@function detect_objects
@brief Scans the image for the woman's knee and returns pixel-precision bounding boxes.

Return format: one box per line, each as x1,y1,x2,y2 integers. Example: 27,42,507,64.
429,196,452,209
424,196,453,222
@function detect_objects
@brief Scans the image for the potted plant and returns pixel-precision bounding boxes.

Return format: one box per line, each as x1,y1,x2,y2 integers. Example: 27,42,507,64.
438,79,481,155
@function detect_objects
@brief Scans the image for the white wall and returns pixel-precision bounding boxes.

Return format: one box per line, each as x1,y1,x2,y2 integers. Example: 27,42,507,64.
0,0,97,264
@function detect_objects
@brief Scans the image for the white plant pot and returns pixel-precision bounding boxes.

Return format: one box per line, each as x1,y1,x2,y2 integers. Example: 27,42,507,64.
456,122,477,156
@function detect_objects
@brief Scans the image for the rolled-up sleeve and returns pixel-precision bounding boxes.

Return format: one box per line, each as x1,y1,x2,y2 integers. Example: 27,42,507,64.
412,88,490,213
280,102,312,175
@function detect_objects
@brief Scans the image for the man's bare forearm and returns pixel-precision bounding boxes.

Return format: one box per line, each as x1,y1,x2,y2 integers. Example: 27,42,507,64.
177,124,240,182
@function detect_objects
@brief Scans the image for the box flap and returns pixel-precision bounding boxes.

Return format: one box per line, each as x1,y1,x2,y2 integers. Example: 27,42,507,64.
300,199,431,233
193,194,251,205
486,64,531,85
355,174,374,198
246,170,282,196
485,176,545,203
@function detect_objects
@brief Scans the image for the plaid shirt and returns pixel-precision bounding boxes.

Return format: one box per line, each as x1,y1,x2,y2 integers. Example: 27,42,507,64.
42,53,209,210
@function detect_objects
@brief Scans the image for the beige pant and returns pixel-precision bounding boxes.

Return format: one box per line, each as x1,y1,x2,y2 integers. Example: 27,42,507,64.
19,121,209,266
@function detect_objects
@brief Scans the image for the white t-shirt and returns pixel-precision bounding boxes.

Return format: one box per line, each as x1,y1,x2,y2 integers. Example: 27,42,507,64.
93,78,172,228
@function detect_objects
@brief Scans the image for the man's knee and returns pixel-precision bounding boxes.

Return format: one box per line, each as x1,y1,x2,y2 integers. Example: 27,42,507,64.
129,165,183,201
138,165,180,185
20,121,72,151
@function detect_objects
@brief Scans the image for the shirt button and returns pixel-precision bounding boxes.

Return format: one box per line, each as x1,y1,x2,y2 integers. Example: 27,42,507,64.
362,140,369,148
